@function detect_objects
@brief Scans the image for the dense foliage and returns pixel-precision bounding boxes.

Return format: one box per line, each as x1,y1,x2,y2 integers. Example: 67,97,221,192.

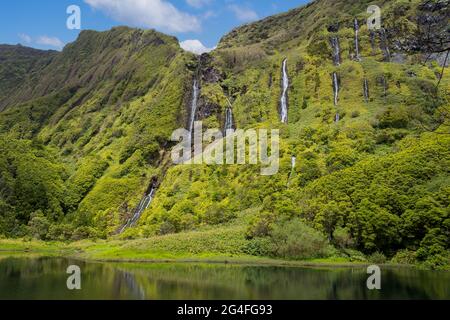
0,0,448,269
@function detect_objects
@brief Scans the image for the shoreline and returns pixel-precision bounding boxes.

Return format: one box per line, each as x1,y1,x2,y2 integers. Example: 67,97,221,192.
0,239,418,270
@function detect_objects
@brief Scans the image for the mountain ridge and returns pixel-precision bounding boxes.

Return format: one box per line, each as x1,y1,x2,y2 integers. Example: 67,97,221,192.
0,0,449,268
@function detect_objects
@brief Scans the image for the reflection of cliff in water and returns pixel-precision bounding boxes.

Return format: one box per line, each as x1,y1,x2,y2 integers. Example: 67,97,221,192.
0,257,449,300
106,264,450,300
113,270,146,300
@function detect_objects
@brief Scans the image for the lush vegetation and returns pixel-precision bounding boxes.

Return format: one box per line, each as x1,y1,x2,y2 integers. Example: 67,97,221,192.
0,0,449,269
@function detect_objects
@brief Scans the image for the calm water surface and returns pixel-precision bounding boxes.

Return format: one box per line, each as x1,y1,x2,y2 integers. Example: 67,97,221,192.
0,256,448,300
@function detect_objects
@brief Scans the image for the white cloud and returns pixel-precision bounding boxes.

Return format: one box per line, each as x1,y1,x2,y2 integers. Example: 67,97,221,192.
18,33,32,44
84,0,201,33
202,10,217,19
186,0,211,8
35,36,65,49
180,39,215,55
18,34,65,50
228,4,258,22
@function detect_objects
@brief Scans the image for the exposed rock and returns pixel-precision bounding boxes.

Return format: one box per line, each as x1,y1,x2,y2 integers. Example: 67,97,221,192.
202,66,222,83
430,52,450,67
197,99,221,119
391,53,407,64
327,23,340,33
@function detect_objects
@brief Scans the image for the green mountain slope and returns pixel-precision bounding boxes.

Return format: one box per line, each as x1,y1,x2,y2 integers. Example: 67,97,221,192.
0,26,196,237
0,0,448,268
0,44,57,110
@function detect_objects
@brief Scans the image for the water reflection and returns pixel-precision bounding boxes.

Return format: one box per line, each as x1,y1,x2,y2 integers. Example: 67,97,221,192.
0,256,448,300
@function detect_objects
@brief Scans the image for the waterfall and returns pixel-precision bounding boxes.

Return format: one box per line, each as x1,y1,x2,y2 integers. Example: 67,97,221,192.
330,36,341,66
363,78,369,103
224,95,234,134
280,59,289,123
332,72,339,106
335,113,340,123
224,107,234,132
287,155,297,186
120,184,157,233
354,19,360,60
189,79,199,137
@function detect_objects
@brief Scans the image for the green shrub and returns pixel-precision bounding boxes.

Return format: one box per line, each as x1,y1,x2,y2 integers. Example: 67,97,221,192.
204,204,235,225
28,210,50,240
246,215,272,239
243,237,272,256
351,111,360,118
333,227,355,249
269,219,330,260
391,250,416,265
46,224,74,241
343,249,368,262
71,226,100,241
377,106,409,129
368,252,387,264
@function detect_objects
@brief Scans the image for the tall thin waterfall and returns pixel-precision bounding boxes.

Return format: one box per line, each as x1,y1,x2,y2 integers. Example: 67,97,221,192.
335,113,340,123
189,79,199,136
225,107,234,132
354,19,360,60
288,155,297,185
280,59,289,123
332,72,339,106
224,96,234,134
120,184,157,233
363,78,369,103
330,36,341,66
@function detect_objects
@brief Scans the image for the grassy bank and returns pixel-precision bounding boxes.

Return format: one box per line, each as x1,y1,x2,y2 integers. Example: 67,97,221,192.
0,225,375,268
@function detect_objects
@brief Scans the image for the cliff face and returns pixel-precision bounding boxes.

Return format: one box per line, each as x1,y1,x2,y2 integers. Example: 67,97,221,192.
0,0,449,266
0,45,57,110
0,27,192,237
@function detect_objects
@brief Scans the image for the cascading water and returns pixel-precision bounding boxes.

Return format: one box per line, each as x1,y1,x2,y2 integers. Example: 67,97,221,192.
330,36,341,66
354,18,360,60
224,96,234,134
280,59,289,123
335,113,340,123
332,72,339,106
332,72,340,123
287,155,297,185
189,79,199,137
363,78,370,103
120,182,157,233
225,107,234,132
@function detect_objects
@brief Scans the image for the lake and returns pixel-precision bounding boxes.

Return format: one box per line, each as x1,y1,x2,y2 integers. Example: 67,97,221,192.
0,256,448,300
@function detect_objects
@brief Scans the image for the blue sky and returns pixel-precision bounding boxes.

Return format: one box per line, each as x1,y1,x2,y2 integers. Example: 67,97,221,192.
0,0,310,53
